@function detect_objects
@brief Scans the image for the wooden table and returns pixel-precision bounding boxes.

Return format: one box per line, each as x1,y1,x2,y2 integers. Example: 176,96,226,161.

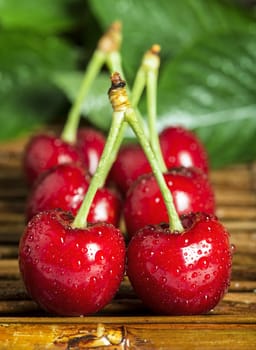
0,137,255,349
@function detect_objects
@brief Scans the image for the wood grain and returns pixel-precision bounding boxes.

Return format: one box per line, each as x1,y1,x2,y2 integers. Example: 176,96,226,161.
0,136,255,349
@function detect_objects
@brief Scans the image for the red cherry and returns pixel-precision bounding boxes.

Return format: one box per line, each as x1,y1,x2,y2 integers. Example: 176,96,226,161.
159,126,209,174
124,167,215,237
127,212,233,315
108,143,151,194
76,127,106,175
109,126,209,195
19,209,126,316
26,163,122,227
23,133,81,185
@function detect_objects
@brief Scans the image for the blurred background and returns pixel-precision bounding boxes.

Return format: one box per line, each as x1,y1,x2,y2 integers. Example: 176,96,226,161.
0,0,255,168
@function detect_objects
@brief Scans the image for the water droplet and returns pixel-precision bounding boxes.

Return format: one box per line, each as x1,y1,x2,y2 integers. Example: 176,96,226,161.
204,274,211,280
155,197,160,204
199,258,209,269
197,249,202,255
90,276,97,283
95,251,105,262
143,186,150,193
192,272,198,278
175,268,181,275
23,245,31,256
150,265,159,273
161,276,167,284
28,234,34,242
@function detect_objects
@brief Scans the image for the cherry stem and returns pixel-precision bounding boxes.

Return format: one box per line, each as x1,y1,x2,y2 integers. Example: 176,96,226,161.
72,72,129,229
125,107,183,232
107,72,183,232
61,50,106,143
130,45,167,172
72,111,125,229
145,46,167,172
131,66,146,108
61,21,123,144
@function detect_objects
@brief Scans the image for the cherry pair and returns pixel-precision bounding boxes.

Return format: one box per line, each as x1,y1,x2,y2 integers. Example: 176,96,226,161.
19,72,233,317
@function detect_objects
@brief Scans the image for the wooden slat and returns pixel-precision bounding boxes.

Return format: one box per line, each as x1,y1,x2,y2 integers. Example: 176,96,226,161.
0,135,255,349
0,320,255,349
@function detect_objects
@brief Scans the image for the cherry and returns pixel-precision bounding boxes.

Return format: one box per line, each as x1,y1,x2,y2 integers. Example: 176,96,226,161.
23,133,81,185
109,126,209,195
26,163,121,227
127,212,233,315
76,127,106,175
108,142,151,194
23,22,123,185
19,209,125,316
124,167,215,237
106,72,232,315
19,71,129,317
159,126,209,174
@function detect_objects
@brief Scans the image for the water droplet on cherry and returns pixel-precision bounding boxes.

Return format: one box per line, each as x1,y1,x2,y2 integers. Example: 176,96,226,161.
28,234,34,242
23,245,31,256
192,272,198,278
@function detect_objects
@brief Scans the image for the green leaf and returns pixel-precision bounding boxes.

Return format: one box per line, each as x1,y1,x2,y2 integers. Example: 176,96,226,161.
0,31,78,79
0,81,65,141
89,0,256,79
0,31,79,141
0,0,75,34
53,72,112,131
156,31,256,167
85,0,256,167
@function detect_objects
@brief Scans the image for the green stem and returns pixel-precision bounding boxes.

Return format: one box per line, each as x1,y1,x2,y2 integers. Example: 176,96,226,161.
61,49,106,144
125,107,183,232
72,111,125,229
107,50,147,156
146,69,167,172
106,51,125,78
130,66,146,108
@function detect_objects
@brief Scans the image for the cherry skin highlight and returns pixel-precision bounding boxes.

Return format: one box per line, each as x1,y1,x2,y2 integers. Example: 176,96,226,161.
127,212,233,315
124,167,215,238
76,127,106,175
159,126,209,174
23,133,81,185
19,209,126,316
109,126,209,195
26,163,122,227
